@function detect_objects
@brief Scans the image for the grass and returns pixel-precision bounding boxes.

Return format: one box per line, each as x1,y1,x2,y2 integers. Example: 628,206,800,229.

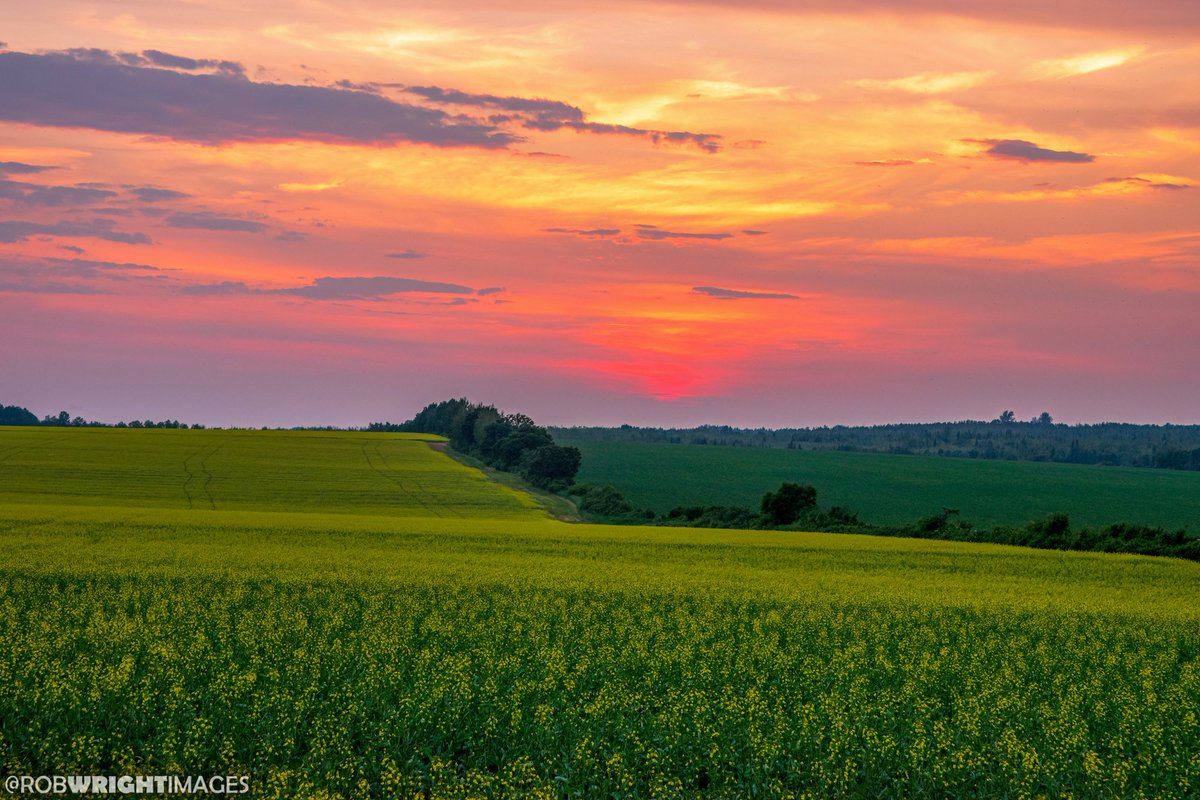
562,438,1200,530
1,427,1199,798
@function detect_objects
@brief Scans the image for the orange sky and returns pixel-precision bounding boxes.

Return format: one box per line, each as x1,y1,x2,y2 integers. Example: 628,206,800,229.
2,0,1198,426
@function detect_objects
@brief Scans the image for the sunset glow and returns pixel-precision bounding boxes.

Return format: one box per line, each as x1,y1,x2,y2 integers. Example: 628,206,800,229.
3,0,1198,426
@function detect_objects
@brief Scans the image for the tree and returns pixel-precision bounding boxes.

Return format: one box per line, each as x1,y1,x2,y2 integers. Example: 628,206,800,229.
0,404,38,426
520,445,582,491
996,410,1016,424
760,482,818,527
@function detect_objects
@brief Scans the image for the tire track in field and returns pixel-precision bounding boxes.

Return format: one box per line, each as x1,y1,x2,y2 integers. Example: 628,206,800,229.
376,442,465,518
182,443,223,510
197,443,225,510
360,441,445,517
0,436,68,466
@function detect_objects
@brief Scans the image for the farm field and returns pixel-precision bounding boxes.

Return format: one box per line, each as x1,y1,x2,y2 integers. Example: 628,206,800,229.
562,439,1200,531
1,427,1199,798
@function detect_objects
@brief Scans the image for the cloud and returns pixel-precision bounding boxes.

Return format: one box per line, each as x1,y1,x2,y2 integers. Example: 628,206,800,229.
692,286,800,300
386,249,430,259
476,287,505,295
407,84,722,153
405,86,585,124
0,179,117,207
0,254,164,294
0,161,56,176
0,219,151,244
165,212,267,233
0,50,517,149
275,276,474,300
637,228,733,241
275,230,308,242
742,229,768,236
141,49,245,77
854,159,930,167
129,186,191,202
543,227,621,237
850,70,994,94
1105,176,1192,190
1025,47,1144,80
978,139,1095,163
180,280,253,296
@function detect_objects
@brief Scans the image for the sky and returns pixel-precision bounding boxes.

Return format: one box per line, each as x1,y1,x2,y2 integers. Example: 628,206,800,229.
1,0,1198,428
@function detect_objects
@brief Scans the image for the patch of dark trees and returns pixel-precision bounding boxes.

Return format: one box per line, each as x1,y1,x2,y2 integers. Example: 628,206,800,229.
1,404,201,429
372,398,581,491
551,413,1200,472
568,481,1200,561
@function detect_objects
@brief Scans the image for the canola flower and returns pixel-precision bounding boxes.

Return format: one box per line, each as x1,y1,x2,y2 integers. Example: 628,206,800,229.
0,428,1197,798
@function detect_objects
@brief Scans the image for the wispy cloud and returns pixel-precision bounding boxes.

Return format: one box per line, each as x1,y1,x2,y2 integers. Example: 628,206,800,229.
407,84,722,152
275,276,474,300
692,286,800,300
0,179,117,207
1025,47,1144,80
0,219,151,244
0,161,57,176
850,70,994,94
129,186,191,202
386,249,430,259
165,212,268,233
543,227,621,237
638,228,733,241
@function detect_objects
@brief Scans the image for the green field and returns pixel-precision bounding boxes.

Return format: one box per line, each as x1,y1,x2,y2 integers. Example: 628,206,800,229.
2,427,1199,798
563,439,1200,530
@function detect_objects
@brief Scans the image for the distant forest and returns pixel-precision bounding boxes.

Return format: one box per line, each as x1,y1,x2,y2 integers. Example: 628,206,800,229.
551,413,1200,472
0,404,198,429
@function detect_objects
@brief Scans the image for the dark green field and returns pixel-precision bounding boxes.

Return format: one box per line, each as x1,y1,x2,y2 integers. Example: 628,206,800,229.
562,440,1200,530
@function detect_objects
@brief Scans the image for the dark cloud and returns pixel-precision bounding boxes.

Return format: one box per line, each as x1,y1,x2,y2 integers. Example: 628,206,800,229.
275,276,474,300
141,50,245,77
637,228,733,241
543,227,621,237
742,229,768,236
692,285,800,300
60,245,86,255
406,86,585,123
0,50,517,149
408,84,722,152
180,280,253,296
0,219,151,244
0,161,56,176
42,256,163,276
129,186,191,202
980,139,1095,163
166,212,267,233
476,287,505,295
386,249,430,259
0,179,117,206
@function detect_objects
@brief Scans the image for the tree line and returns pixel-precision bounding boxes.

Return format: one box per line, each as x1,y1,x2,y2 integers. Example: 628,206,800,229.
570,481,1200,561
0,404,201,429
551,414,1200,471
372,399,581,491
